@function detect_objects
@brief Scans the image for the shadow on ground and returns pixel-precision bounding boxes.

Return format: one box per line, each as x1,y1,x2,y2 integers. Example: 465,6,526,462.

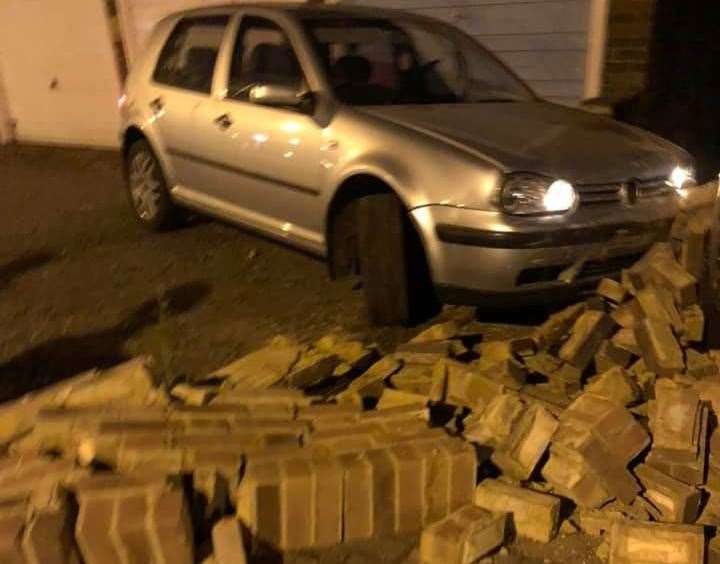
0,250,55,290
0,280,211,402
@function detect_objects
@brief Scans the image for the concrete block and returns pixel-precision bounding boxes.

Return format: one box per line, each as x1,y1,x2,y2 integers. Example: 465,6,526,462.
635,285,682,331
287,350,340,389
411,321,459,343
212,517,247,564
611,301,643,329
235,461,281,548
680,217,708,281
585,367,640,406
635,318,684,377
22,499,77,564
535,302,587,350
559,310,615,370
170,384,218,406
598,278,628,304
648,255,697,307
681,305,705,344
311,458,343,546
364,448,397,538
420,505,506,564
314,333,377,376
279,458,314,550
608,520,704,564
391,364,436,396
709,536,720,564
634,464,701,523
612,328,642,357
491,404,558,481
685,349,718,379
0,501,27,564
389,443,425,534
474,480,560,542
595,340,634,373
339,452,373,541
524,352,563,379
395,340,452,365
649,381,701,453
376,389,428,410
214,336,303,390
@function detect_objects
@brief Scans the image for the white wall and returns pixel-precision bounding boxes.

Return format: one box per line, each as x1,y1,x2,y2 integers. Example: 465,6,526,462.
0,0,123,147
0,55,13,143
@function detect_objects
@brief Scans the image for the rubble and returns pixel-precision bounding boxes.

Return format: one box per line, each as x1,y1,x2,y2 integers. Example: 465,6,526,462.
2,206,720,561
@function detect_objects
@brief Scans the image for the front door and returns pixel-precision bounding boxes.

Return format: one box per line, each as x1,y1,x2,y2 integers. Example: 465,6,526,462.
183,13,328,253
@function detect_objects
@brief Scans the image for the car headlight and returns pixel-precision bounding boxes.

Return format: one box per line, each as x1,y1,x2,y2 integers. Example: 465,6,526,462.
668,165,696,191
500,173,578,215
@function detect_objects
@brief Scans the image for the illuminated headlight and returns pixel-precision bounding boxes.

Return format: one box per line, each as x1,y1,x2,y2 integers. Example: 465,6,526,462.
669,165,696,190
500,173,578,215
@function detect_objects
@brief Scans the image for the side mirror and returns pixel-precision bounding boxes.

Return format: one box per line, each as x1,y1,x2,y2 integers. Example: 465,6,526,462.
249,84,308,108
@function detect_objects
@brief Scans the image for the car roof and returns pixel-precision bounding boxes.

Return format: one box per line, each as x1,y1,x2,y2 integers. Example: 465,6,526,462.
171,2,430,22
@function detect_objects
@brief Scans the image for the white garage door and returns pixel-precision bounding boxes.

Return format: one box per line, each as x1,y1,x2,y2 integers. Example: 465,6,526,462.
0,0,123,147
348,0,592,105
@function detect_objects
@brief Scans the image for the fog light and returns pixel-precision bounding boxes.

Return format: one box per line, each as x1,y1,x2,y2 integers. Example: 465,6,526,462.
543,180,577,212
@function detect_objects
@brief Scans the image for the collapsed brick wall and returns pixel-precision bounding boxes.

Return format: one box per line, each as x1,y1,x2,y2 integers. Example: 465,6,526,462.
602,0,656,101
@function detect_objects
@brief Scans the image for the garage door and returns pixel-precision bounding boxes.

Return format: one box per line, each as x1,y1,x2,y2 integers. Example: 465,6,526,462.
0,0,123,147
350,0,592,105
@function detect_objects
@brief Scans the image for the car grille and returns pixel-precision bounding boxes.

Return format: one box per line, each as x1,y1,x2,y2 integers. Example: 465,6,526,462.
576,176,672,206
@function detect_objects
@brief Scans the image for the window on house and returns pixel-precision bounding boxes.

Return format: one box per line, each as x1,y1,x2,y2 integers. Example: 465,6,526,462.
153,16,229,93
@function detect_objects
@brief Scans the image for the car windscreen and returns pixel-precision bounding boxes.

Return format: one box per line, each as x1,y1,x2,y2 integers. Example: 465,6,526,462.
300,16,535,106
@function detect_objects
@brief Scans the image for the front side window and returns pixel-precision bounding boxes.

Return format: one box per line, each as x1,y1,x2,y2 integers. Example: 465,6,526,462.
301,16,535,106
227,16,304,100
153,16,229,93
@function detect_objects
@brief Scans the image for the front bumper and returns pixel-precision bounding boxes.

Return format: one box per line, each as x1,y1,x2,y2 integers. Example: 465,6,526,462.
411,197,678,303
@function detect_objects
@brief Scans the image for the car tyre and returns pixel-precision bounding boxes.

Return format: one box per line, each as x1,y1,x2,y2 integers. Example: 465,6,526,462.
356,193,439,325
125,140,182,231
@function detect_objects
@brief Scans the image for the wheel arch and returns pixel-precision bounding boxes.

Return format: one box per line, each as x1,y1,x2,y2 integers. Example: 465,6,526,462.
325,172,430,281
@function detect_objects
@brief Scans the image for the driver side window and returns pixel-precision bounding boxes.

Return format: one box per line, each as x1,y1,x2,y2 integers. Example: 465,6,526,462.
228,16,304,100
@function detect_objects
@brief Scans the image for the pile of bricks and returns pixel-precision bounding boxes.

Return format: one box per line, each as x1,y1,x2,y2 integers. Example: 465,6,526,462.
2,207,720,563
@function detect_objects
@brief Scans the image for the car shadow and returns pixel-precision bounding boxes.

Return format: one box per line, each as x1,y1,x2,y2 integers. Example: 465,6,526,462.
0,250,55,290
0,280,211,402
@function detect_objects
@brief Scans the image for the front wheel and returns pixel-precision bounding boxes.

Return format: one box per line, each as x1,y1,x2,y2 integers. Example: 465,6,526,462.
125,140,182,231
356,193,439,325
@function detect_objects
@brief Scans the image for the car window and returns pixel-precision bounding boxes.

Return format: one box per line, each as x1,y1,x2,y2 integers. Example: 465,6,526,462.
227,16,304,100
302,17,534,106
153,16,229,94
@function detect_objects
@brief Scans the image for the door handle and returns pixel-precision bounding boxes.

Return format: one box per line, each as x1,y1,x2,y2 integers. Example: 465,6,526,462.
214,113,233,130
149,97,164,113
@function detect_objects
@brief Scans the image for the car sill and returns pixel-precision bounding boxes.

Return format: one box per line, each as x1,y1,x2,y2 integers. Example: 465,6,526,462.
170,185,326,256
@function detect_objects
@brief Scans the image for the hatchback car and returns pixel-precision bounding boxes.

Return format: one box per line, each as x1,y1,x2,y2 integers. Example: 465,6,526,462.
120,3,695,324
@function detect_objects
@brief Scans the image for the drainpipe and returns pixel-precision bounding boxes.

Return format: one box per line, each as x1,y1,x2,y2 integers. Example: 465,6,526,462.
584,0,610,100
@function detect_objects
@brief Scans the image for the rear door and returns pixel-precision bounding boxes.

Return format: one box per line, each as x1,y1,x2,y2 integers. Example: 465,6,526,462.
142,15,230,186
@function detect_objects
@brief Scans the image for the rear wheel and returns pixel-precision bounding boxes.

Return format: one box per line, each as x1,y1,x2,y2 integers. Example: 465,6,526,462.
125,140,182,231
356,193,439,325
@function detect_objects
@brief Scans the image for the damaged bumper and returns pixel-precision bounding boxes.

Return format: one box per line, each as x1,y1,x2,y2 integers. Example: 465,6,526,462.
411,199,678,304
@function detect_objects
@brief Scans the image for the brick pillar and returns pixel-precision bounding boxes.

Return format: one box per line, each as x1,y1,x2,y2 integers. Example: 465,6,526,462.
602,0,656,101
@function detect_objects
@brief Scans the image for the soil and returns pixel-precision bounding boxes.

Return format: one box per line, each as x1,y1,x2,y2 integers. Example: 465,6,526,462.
0,144,601,563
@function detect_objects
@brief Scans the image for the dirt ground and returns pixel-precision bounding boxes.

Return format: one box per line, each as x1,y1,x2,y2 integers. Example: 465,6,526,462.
0,144,600,563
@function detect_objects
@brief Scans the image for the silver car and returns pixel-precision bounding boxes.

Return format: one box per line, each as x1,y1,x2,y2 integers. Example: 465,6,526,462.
120,3,695,324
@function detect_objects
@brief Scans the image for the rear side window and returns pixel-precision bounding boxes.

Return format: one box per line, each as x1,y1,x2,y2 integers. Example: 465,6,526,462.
153,16,229,93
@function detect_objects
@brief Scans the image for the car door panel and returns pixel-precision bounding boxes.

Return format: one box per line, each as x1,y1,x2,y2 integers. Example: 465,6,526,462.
180,13,329,249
